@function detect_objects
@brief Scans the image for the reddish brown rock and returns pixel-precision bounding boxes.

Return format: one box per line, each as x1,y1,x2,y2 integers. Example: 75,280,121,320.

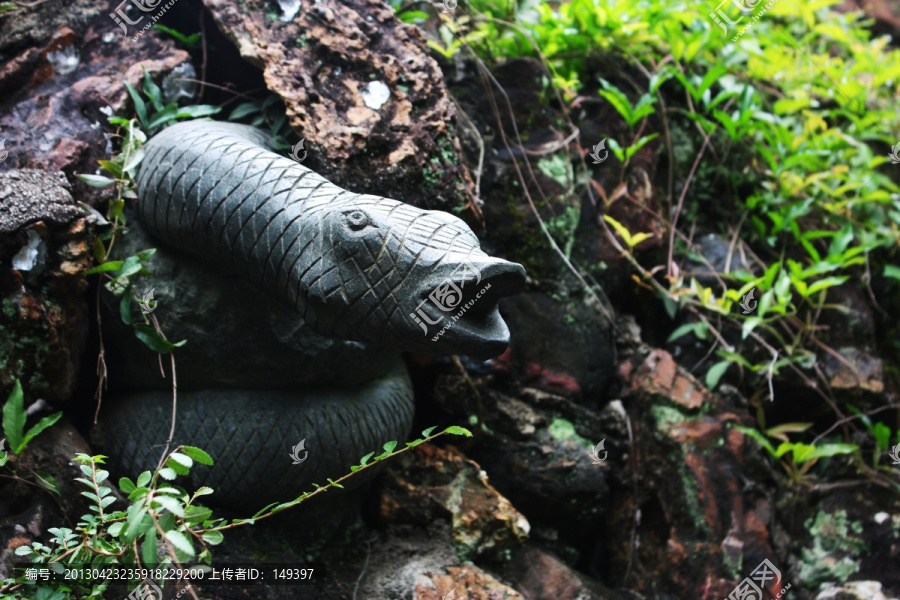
203,0,473,213
500,544,619,600
379,443,530,561
608,349,778,599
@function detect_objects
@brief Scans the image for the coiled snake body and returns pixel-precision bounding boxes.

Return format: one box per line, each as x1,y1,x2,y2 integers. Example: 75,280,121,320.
100,121,525,508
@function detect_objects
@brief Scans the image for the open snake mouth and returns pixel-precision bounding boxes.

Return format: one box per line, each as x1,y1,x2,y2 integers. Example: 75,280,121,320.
411,258,526,360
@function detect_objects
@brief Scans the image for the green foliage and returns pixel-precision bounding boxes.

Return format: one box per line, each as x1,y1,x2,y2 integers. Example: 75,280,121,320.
2,379,62,456
227,93,294,150
0,426,470,598
734,423,857,485
152,24,202,49
76,70,211,354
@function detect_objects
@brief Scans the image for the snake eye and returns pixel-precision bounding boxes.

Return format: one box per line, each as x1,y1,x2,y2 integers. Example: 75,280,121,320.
343,210,371,231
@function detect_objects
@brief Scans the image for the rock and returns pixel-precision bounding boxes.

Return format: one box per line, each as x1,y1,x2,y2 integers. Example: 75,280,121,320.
378,443,530,561
607,348,778,599
816,581,896,600
467,387,610,549
0,218,91,401
821,346,884,394
782,491,900,596
500,544,621,600
503,291,615,398
0,418,95,580
202,0,473,213
0,170,80,234
620,348,712,409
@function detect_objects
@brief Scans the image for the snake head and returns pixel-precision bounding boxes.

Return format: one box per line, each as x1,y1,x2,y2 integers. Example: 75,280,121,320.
301,198,525,359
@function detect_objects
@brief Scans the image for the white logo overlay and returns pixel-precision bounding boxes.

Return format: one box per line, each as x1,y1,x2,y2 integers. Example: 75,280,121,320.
725,558,791,600
126,579,163,600
740,287,758,315
289,439,308,465
589,138,609,164
410,259,493,342
441,589,456,600
889,141,900,165
889,444,900,466
0,138,8,163
110,0,183,42
709,0,782,41
589,439,607,465
138,287,157,315
290,139,307,163
439,0,457,14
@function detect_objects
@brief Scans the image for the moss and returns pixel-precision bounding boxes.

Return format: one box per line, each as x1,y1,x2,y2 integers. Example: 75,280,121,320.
547,417,590,447
797,510,865,587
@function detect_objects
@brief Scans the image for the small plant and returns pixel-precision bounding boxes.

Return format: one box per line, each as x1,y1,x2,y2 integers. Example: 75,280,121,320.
227,94,294,150
0,379,64,493
0,426,472,599
152,24,202,50
734,423,858,486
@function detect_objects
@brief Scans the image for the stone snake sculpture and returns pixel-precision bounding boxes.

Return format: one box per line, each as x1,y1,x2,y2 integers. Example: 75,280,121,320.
99,121,525,508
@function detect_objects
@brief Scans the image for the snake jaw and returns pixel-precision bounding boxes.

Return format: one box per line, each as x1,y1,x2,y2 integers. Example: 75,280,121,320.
405,256,526,359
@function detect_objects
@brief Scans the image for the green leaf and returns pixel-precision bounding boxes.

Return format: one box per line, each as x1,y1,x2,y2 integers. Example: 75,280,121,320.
184,506,212,524
76,174,116,188
142,69,164,112
883,265,900,281
123,147,145,174
152,495,185,517
229,102,261,121
2,379,25,454
201,530,224,545
120,293,133,325
359,451,375,466
443,426,473,437
158,467,178,480
124,81,148,128
119,477,136,494
133,324,186,354
801,443,858,462
705,361,729,390
163,530,195,556
20,412,62,452
142,527,158,567
168,452,193,471
194,486,214,497
124,505,150,541
137,471,152,487
34,470,60,495
421,426,438,437
181,446,214,465
85,260,124,275
733,424,776,456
